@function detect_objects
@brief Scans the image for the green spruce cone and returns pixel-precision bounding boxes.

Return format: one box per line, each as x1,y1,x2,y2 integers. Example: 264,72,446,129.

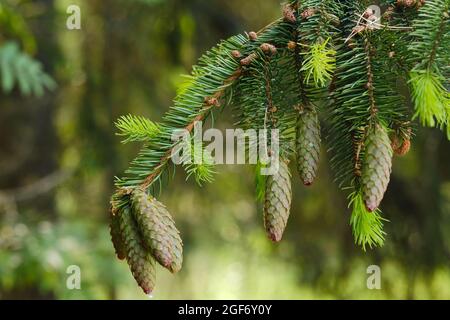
131,189,183,273
109,206,127,260
296,108,321,186
264,160,292,242
119,205,156,294
362,125,393,212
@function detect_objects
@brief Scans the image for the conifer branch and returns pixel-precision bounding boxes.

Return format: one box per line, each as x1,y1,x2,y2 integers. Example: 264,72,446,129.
115,115,161,144
363,38,378,122
293,31,309,106
110,1,450,293
408,0,449,133
139,69,242,190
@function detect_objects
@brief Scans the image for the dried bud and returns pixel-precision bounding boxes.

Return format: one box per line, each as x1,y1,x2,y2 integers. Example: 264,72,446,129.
231,50,242,58
240,53,258,66
395,139,411,156
287,41,297,50
205,97,220,107
283,4,297,23
301,8,316,19
396,0,418,7
391,128,412,156
260,43,277,55
248,31,258,41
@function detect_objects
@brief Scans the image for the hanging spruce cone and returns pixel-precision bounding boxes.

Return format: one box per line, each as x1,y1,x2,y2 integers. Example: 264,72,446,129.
109,206,126,260
264,160,292,242
119,205,156,294
362,125,393,212
131,189,183,273
296,108,321,186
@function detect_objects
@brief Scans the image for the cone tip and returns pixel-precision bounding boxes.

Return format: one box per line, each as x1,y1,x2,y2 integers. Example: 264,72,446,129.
169,265,182,274
267,231,283,242
143,287,154,296
365,201,378,212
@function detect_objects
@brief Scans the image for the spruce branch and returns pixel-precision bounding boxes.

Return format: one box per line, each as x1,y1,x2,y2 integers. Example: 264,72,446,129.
349,189,387,251
292,31,309,105
182,137,216,186
0,41,55,96
363,37,378,122
300,38,336,87
118,51,243,191
410,70,449,127
409,0,449,71
115,114,161,144
329,2,408,188
407,0,450,134
109,0,450,294
297,0,341,89
115,18,298,194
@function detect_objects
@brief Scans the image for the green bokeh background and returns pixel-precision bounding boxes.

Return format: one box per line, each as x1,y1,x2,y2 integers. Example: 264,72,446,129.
0,0,449,299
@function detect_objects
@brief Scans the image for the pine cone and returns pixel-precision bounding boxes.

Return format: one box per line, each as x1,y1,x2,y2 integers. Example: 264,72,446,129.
264,160,292,242
109,206,126,260
362,125,393,212
131,189,183,273
296,108,321,186
119,205,156,294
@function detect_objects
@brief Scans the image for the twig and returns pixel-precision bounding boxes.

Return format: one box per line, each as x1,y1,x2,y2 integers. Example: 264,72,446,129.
0,170,73,202
140,69,243,190
345,10,412,44
354,14,413,30
138,18,284,190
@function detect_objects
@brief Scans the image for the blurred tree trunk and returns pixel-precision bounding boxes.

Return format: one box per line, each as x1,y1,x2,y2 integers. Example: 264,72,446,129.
0,0,59,216
0,0,59,300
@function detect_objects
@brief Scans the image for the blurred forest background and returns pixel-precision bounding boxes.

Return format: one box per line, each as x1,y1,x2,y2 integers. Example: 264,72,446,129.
0,0,449,300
